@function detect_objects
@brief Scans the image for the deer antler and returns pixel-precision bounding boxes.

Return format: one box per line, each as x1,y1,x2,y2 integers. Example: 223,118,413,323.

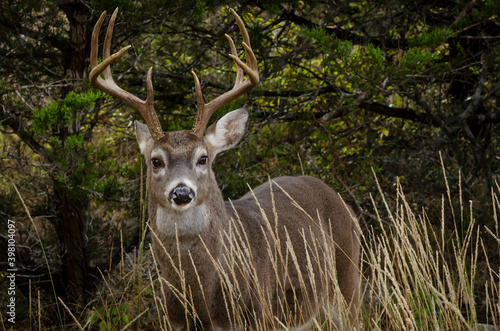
191,8,259,137
89,8,164,141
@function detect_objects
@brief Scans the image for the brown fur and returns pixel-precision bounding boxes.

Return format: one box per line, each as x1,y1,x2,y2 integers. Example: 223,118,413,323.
136,109,360,330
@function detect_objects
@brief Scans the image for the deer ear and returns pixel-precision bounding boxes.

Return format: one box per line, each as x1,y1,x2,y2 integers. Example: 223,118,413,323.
205,107,249,155
135,120,154,156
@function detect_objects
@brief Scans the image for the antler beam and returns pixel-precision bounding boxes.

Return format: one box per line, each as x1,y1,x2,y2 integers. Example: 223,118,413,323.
191,8,259,137
89,8,164,141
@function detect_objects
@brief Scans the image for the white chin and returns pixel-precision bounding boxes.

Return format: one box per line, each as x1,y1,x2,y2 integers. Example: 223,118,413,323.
170,201,195,211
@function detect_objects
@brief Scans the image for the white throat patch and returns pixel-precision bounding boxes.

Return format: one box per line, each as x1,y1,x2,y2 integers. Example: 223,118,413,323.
156,205,209,236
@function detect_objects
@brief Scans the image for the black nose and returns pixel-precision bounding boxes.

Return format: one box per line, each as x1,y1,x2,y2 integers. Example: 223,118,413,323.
170,185,195,205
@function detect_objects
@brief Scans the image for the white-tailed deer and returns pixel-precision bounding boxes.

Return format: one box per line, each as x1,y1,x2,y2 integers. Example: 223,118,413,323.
90,8,360,330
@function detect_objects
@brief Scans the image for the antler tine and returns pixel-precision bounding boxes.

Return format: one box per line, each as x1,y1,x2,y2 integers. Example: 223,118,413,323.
191,8,259,137
225,34,244,86
89,8,164,141
102,9,115,81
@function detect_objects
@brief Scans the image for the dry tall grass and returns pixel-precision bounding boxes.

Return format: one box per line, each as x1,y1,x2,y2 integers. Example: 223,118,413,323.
13,170,500,330
360,172,500,330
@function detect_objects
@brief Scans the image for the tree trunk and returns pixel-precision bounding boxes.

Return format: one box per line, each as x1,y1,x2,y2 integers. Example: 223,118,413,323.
54,186,88,303
60,0,89,81
55,0,91,304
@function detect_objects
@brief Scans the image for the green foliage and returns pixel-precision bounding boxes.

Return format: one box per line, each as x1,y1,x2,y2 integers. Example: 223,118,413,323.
25,88,138,211
0,78,13,95
31,90,104,137
192,1,207,20
410,26,453,48
351,43,386,84
66,133,84,150
87,304,131,331
402,49,442,73
303,26,331,52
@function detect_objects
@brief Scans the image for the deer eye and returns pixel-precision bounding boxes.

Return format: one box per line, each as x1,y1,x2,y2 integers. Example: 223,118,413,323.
197,155,208,165
151,157,163,169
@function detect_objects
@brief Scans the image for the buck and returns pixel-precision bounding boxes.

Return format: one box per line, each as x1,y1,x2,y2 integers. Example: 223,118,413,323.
90,8,360,330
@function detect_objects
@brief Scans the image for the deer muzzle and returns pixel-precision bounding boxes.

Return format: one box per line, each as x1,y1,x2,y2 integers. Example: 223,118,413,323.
170,185,195,206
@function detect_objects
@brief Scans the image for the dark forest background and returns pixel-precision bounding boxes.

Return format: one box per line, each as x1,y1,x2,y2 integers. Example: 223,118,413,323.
0,0,499,329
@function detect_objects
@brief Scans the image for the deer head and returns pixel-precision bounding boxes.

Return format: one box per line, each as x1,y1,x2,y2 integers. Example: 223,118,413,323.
90,8,258,232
